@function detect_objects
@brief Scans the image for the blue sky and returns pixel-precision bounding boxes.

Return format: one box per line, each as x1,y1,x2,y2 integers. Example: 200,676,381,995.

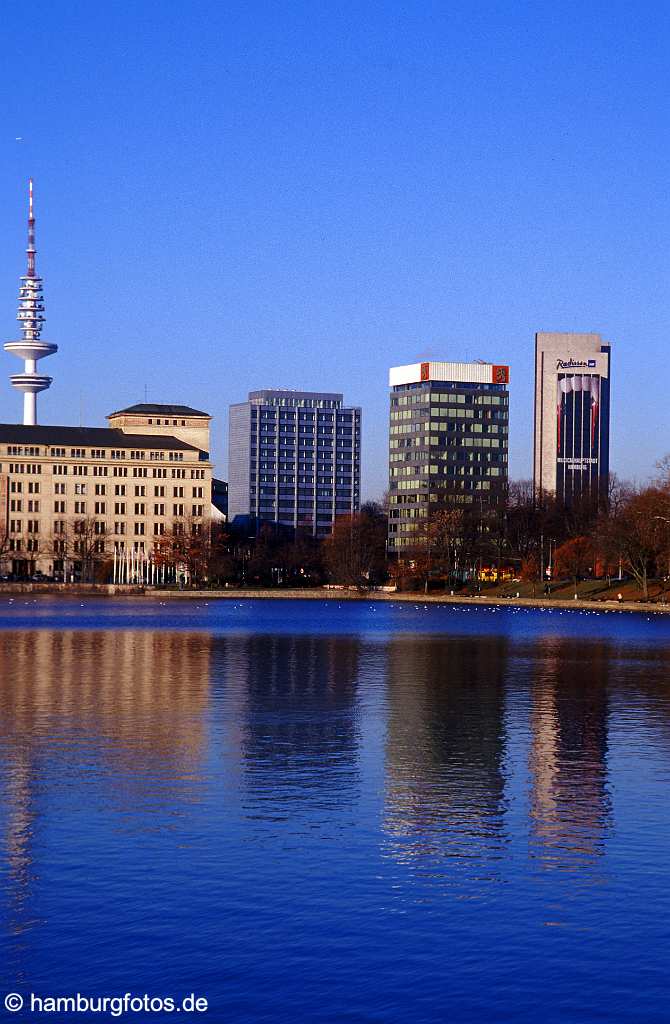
1,1,669,498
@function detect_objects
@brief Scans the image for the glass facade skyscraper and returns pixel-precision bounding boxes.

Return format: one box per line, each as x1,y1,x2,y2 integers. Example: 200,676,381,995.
228,390,361,536
388,361,510,553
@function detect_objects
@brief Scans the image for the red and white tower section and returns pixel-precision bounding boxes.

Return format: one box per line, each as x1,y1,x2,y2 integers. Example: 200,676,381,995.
4,179,57,425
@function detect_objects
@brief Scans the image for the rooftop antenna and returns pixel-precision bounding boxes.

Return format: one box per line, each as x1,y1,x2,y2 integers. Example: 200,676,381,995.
4,179,58,424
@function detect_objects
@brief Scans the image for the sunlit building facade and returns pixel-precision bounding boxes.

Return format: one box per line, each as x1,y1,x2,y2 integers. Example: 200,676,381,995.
0,404,212,578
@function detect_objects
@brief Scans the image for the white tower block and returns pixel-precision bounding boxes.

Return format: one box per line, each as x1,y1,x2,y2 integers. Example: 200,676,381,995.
4,179,57,425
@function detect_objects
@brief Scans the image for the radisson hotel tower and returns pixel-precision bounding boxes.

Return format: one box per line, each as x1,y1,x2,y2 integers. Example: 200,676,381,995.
533,332,611,507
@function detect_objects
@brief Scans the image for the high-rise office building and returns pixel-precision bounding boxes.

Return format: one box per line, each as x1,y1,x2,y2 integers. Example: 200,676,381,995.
228,390,361,536
533,332,611,507
388,360,510,552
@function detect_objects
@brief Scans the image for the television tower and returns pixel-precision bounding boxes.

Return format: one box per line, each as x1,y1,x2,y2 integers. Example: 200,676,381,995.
4,179,57,425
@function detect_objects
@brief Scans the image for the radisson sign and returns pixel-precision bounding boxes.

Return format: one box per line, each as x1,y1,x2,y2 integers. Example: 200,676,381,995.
556,358,597,370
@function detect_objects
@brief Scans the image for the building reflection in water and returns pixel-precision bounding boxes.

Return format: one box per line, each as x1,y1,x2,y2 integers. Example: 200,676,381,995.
529,638,612,870
383,634,510,874
0,629,213,967
222,634,361,818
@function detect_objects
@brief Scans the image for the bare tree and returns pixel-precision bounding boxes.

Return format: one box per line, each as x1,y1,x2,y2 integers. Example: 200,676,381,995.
323,507,387,588
597,487,670,599
158,515,211,584
71,517,109,582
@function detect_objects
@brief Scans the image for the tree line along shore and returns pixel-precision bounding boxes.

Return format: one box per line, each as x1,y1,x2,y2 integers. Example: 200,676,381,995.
4,470,670,603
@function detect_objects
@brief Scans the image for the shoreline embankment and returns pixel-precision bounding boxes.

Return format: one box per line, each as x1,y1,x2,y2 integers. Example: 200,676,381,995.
0,583,668,616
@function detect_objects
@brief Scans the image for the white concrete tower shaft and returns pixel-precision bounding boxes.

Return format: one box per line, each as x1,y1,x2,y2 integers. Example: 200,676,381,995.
4,179,57,424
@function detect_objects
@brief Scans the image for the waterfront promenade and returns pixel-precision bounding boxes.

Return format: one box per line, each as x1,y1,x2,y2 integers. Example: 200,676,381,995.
0,583,667,615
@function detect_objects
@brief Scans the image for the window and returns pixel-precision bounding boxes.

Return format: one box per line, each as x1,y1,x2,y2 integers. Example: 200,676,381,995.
134,503,146,515
74,483,87,495
173,486,184,497
154,503,165,516
114,484,126,496
95,501,106,515
27,500,40,513
95,484,106,496
114,522,126,535
173,503,184,517
192,505,203,518
134,522,145,535
74,501,86,514
114,502,126,515
154,485,165,497
28,481,40,494
134,485,146,497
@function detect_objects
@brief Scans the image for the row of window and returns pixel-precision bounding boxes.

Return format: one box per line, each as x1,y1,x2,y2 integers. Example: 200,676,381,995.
9,525,204,553
8,502,205,530
391,392,508,408
6,446,193,461
48,465,197,478
252,474,353,484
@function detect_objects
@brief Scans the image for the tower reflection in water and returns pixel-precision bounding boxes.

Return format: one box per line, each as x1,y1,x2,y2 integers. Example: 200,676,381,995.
223,634,361,818
383,634,510,878
529,638,612,870
0,629,213,958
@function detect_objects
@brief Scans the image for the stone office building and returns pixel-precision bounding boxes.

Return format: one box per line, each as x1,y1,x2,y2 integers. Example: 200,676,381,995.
388,360,510,553
0,404,213,579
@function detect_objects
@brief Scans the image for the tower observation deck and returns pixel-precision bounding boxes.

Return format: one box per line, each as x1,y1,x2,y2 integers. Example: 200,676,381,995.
4,179,57,425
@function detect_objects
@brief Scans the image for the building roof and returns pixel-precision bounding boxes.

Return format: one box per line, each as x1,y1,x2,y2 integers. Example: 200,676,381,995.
248,390,343,403
389,361,510,387
107,403,210,418
0,423,199,451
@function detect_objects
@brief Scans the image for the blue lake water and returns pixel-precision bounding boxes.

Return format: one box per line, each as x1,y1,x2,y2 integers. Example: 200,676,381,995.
1,597,670,1022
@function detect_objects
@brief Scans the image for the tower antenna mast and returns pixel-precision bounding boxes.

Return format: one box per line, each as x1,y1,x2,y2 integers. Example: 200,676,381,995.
4,179,58,425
